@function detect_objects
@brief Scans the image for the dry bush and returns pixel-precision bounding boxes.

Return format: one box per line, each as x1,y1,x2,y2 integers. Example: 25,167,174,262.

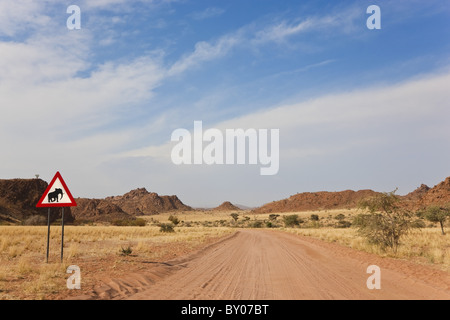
355,190,412,253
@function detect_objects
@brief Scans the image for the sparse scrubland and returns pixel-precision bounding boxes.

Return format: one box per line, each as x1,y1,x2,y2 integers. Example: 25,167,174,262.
151,206,449,272
0,224,233,299
0,203,448,299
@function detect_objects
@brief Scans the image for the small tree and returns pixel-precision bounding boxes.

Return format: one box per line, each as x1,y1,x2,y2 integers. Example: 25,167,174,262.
230,213,239,222
269,214,280,221
354,190,412,253
423,205,450,235
310,214,319,221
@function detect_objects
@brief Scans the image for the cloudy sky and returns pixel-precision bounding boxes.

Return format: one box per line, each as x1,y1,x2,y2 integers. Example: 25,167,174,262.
1,0,449,207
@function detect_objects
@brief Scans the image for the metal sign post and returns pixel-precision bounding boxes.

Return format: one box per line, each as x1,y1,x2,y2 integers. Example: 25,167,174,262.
46,208,51,263
61,208,65,263
36,172,77,263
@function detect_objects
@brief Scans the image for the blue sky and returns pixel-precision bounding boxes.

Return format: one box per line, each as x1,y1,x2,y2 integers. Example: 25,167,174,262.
0,0,449,207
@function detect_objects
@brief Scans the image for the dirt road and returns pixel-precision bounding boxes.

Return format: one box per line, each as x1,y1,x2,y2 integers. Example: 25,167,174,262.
88,230,450,300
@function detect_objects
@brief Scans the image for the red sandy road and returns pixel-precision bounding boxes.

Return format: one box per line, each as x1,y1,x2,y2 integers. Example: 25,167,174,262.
119,229,450,300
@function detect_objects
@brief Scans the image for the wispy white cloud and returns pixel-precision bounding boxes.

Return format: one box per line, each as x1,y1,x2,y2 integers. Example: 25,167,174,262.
254,19,314,43
168,6,361,75
0,1,52,37
168,31,243,75
80,0,180,11
111,70,450,205
253,7,360,44
123,70,450,161
190,7,225,20
269,59,336,78
2,1,448,204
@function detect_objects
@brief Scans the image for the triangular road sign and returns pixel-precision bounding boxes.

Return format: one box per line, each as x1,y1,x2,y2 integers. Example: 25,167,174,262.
36,172,77,207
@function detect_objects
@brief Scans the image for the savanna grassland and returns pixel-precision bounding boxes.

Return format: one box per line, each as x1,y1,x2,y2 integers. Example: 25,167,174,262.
0,220,233,300
0,209,448,299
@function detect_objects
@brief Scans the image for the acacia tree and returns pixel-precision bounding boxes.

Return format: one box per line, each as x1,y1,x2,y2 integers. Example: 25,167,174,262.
354,190,412,253
423,205,450,235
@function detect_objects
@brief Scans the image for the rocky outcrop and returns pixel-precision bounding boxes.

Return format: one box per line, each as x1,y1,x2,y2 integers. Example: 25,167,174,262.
414,177,450,209
71,188,193,222
211,201,241,211
0,178,74,224
105,188,193,215
252,189,381,214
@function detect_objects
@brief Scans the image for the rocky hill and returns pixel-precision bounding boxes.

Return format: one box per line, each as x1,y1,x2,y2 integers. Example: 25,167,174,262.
1,176,448,224
411,177,450,210
211,201,241,211
252,177,450,214
70,198,131,222
71,188,193,222
404,184,431,201
0,179,192,224
106,188,193,214
0,178,73,224
252,189,381,214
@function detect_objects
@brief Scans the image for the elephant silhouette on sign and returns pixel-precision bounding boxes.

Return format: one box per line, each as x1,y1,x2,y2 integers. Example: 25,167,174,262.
48,188,64,203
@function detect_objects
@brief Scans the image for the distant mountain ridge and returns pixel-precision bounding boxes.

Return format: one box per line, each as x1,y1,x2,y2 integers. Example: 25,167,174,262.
251,189,380,214
71,188,193,222
0,176,448,224
252,177,450,214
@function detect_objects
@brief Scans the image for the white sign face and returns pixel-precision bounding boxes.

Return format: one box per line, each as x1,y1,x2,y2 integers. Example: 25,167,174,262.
40,177,73,204
36,172,77,207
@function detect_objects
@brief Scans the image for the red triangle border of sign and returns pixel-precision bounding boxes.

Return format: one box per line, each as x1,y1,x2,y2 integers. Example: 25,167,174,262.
36,171,77,207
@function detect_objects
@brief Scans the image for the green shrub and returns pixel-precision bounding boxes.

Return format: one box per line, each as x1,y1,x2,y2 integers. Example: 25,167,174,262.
310,214,319,221
119,246,133,256
269,214,280,221
283,214,301,227
250,220,263,228
335,213,346,220
168,215,180,225
159,223,175,233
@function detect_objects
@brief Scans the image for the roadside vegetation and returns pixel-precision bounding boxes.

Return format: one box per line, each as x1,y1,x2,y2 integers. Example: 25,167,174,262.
0,196,448,299
0,225,233,299
139,205,449,272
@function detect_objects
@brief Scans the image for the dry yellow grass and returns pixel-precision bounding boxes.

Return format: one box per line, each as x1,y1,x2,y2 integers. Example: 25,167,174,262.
281,227,450,272
1,208,448,299
0,225,233,299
